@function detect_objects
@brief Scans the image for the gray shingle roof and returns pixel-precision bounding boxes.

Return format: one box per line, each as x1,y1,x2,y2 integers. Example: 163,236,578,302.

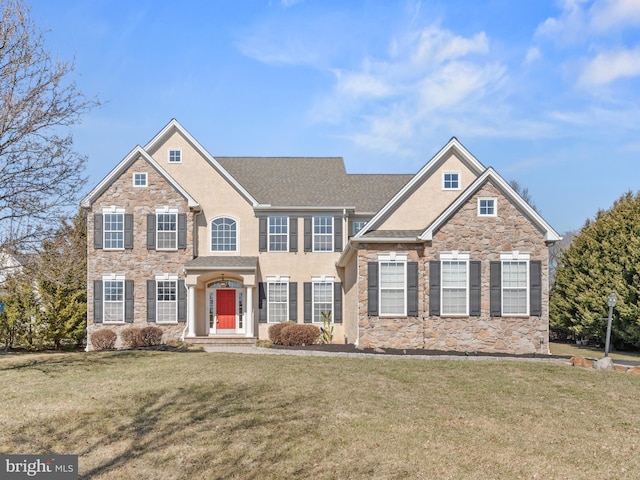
215,157,411,213
185,256,258,270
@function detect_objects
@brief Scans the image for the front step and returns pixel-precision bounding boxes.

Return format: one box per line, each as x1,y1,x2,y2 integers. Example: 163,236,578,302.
186,335,257,348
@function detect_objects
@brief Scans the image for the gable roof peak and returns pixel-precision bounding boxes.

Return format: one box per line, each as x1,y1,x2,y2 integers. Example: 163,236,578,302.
420,167,561,243
80,145,199,209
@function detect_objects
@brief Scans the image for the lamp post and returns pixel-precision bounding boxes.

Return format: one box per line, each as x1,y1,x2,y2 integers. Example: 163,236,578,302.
604,292,617,357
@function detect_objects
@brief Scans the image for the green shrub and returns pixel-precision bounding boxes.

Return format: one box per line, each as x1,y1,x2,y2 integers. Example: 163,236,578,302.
121,327,143,347
280,324,320,346
140,326,163,347
268,321,294,345
90,329,117,350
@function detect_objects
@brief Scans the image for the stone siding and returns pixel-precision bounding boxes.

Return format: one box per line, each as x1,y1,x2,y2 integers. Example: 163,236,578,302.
357,182,550,355
87,156,194,350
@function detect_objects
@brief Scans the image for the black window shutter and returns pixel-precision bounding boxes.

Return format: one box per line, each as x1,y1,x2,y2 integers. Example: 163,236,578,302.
258,282,267,323
94,214,103,249
177,214,187,249
429,261,441,316
367,262,379,316
304,282,312,323
177,280,186,322
124,214,134,250
147,214,156,250
407,262,419,316
530,260,542,316
334,282,343,324
259,217,267,252
334,217,342,252
289,217,298,252
490,261,502,317
125,280,134,323
147,280,156,322
93,280,103,323
304,218,312,252
289,282,297,322
469,261,481,316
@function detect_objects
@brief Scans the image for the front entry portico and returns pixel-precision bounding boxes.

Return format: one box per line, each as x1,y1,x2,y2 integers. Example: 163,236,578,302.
183,256,258,341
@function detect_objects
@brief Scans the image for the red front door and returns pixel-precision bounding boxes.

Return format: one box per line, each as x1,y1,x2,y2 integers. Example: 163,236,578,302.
216,289,236,330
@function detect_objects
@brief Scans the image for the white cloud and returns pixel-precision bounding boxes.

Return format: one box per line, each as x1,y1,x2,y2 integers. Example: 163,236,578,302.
308,24,508,156
337,71,393,99
524,47,541,66
589,0,640,31
578,47,640,86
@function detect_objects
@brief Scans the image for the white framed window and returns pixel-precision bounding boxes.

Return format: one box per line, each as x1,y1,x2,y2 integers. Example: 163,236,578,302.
156,210,177,250
268,216,288,252
168,149,182,163
211,217,237,251
103,275,125,323
133,172,147,187
312,277,334,323
441,252,470,316
352,220,367,235
313,216,333,252
478,197,497,217
501,252,529,316
443,172,460,190
103,207,125,250
379,253,407,316
267,277,289,323
156,275,178,323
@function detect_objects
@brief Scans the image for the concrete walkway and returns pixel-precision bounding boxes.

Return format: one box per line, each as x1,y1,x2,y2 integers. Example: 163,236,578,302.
202,345,571,364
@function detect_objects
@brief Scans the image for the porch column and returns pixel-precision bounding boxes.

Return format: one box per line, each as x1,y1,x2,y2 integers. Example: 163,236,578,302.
187,285,196,337
246,285,253,338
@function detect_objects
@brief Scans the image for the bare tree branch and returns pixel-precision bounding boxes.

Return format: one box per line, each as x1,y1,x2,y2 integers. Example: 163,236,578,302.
0,0,100,251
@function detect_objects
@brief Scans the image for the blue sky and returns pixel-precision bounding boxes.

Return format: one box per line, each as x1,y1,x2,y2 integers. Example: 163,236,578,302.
28,0,640,234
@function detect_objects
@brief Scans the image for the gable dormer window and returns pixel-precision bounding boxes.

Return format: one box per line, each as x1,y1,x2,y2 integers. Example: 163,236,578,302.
168,149,182,163
443,172,460,190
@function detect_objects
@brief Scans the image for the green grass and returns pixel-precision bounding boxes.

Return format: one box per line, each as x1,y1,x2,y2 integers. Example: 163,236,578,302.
1,351,639,479
550,341,640,362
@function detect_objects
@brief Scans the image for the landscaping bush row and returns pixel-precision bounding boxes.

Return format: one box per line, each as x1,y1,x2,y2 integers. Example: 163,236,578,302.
90,326,164,351
269,322,320,346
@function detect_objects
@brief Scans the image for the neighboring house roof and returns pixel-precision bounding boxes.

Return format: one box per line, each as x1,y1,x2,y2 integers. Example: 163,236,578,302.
80,146,200,210
356,137,486,236
420,167,562,243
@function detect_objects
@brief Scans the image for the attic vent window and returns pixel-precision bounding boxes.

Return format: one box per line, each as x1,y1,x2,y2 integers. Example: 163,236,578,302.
443,172,460,190
168,149,182,163
133,172,147,187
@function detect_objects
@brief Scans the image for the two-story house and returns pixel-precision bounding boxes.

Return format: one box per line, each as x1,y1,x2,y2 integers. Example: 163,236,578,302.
82,119,561,354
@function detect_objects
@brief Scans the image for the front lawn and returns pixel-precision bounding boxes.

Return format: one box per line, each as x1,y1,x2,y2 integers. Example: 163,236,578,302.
1,351,639,479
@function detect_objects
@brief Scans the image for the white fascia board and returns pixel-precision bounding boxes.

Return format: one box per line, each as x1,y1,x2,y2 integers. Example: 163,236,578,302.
253,205,356,213
144,119,258,207
420,168,562,242
355,137,486,238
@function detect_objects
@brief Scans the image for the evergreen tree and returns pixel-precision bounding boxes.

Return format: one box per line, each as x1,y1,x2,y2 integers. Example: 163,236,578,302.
550,191,640,349
35,209,87,349
0,270,41,351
